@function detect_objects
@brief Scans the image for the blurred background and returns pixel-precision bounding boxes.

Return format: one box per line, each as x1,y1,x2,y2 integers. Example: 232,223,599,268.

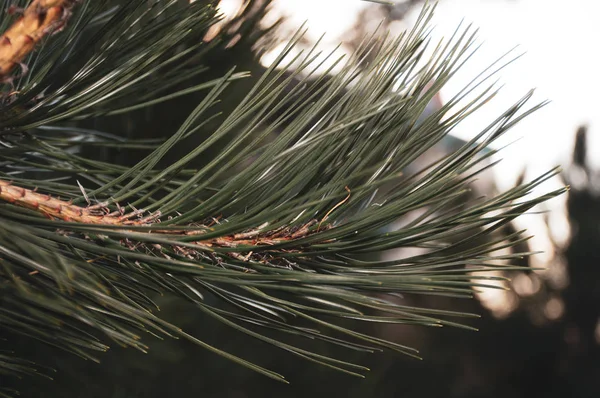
5,0,600,396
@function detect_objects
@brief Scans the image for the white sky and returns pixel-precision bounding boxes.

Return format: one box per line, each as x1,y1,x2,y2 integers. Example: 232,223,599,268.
216,0,598,261
255,0,600,186
399,0,598,264
406,0,599,185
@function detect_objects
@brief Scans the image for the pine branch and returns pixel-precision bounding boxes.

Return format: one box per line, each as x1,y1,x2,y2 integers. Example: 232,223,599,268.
0,0,567,391
0,178,336,266
0,0,76,81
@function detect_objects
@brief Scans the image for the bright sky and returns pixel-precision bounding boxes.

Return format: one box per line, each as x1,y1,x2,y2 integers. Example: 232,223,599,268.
208,0,599,317
255,0,600,185
216,0,598,261
401,0,599,274
408,0,599,183
399,0,598,267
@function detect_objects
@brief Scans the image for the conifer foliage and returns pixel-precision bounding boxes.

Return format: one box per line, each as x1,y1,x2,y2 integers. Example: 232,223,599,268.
0,0,564,394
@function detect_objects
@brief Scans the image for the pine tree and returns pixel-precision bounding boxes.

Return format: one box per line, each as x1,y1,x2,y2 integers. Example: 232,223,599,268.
0,1,565,396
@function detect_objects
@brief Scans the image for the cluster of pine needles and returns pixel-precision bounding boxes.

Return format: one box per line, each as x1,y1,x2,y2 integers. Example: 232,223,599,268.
0,0,565,392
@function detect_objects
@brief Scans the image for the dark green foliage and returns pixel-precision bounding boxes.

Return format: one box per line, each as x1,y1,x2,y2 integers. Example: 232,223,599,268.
0,0,565,394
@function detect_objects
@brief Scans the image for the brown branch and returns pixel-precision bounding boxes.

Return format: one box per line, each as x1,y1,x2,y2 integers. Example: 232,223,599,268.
0,180,336,265
0,0,77,81
0,179,134,224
